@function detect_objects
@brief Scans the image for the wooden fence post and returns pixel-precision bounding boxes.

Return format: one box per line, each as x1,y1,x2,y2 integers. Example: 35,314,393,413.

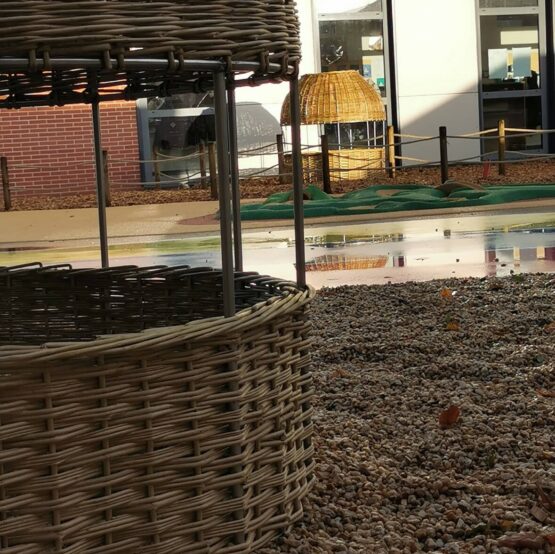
386,125,395,178
276,133,287,184
498,119,506,176
1,156,11,211
321,134,332,194
199,141,207,187
102,150,112,207
439,126,449,184
208,142,218,200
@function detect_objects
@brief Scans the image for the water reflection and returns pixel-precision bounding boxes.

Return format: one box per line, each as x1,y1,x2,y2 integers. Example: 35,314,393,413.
1,213,554,289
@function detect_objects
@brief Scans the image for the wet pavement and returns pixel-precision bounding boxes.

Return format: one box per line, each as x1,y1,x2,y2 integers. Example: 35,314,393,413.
1,209,554,288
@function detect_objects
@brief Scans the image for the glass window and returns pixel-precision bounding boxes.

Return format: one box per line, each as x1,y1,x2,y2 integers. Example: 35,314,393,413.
480,14,540,92
319,19,386,97
323,121,384,148
480,0,538,7
482,96,542,151
318,1,382,16
147,92,213,111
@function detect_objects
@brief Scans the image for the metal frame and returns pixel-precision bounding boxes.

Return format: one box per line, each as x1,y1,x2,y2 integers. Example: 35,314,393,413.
0,56,308,315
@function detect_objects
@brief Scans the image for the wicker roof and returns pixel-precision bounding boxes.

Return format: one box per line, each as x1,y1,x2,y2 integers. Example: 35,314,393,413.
281,70,385,125
0,0,301,107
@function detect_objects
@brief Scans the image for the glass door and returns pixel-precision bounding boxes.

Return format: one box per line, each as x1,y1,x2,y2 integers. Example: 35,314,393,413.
477,0,547,154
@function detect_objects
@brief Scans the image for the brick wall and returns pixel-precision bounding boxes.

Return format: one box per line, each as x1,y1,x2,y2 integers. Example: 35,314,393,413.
0,101,142,198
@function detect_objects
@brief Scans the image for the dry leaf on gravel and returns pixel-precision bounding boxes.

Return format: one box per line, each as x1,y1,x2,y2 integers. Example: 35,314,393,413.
439,405,461,428
331,368,351,380
544,322,555,334
440,287,453,299
498,534,547,550
537,389,555,398
446,321,461,332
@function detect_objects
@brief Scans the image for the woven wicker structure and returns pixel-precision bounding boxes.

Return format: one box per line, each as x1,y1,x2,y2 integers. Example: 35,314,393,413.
281,71,385,126
285,147,384,183
281,71,386,182
0,264,314,552
0,0,300,105
0,3,314,551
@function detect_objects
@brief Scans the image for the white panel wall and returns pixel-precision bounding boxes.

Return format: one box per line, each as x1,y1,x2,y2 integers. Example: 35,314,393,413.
393,0,481,165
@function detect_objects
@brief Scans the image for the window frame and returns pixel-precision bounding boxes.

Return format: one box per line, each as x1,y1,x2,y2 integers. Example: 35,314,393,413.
476,0,548,153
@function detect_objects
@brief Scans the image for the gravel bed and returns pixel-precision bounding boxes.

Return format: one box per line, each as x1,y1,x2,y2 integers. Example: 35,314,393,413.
260,274,554,554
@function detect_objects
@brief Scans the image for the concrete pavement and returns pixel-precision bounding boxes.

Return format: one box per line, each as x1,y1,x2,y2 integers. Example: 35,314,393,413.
1,197,555,246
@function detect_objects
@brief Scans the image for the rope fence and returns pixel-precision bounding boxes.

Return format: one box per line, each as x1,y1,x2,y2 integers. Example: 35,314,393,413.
3,119,555,209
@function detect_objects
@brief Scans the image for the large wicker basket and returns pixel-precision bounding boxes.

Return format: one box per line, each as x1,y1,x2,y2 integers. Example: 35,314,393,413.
0,264,314,553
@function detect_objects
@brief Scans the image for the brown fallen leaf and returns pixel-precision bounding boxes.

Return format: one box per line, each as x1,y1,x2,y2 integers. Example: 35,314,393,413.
545,534,555,545
446,321,460,332
545,322,555,334
440,287,453,299
500,519,515,530
498,534,546,550
331,368,351,379
537,389,555,398
439,405,461,428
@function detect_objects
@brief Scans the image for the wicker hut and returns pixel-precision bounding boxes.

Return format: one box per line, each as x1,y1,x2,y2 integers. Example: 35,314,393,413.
282,70,386,182
0,2,313,553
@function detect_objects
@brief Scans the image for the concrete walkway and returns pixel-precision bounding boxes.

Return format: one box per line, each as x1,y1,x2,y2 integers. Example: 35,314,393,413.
1,197,555,245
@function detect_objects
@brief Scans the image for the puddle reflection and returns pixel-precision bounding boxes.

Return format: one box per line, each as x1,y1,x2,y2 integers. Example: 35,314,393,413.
1,213,554,289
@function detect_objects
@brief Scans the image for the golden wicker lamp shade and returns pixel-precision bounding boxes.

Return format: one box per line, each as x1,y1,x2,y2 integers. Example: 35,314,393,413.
281,71,386,182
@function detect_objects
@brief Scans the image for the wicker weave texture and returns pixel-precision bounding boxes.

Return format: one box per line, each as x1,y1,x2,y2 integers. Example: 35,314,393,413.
0,1,300,65
281,71,386,125
0,264,314,553
285,147,384,182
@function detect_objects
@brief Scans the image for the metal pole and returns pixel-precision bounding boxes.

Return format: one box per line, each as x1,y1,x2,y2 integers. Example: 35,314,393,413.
290,76,306,288
214,71,236,317
92,101,109,268
227,82,243,272
439,126,449,184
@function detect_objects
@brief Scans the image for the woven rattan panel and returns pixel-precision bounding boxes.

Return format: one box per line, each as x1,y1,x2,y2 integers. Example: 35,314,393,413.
0,0,300,105
0,1,300,63
0,264,315,553
281,71,386,126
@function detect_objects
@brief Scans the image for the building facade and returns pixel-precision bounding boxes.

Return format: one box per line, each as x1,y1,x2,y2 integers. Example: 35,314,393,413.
2,0,554,198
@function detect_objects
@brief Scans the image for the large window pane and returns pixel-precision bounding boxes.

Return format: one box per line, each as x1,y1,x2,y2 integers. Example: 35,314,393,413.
480,14,540,92
480,0,538,7
319,19,386,96
483,96,542,151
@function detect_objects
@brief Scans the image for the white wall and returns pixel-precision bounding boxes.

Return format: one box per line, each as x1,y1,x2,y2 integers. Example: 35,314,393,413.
392,0,481,166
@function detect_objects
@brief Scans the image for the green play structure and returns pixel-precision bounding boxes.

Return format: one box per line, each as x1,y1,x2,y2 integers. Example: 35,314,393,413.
240,184,555,220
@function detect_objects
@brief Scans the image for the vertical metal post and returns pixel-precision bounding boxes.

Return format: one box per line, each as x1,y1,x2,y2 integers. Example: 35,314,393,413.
92,101,109,268
321,134,332,194
227,82,243,272
214,71,236,317
276,133,287,184
290,76,306,288
439,126,449,184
